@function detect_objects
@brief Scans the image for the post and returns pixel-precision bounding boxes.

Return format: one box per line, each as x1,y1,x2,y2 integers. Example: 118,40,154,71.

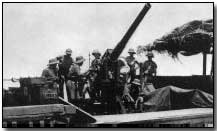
89,52,91,68
203,52,207,75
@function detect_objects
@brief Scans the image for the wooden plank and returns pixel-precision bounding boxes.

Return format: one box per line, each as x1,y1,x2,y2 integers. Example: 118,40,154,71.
3,104,77,122
64,105,76,114
59,97,96,123
3,104,65,119
94,108,213,124
4,113,55,121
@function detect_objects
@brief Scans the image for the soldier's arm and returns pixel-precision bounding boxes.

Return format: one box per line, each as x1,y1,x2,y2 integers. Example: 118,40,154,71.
41,69,48,78
67,65,73,78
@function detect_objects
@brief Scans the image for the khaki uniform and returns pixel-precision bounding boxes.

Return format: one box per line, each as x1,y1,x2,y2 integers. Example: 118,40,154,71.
41,67,59,89
42,67,58,80
126,56,137,82
142,60,157,75
67,63,82,100
141,60,157,83
57,55,74,98
91,58,101,71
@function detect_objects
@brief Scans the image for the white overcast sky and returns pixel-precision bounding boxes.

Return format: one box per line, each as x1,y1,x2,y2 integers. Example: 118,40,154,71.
3,3,213,78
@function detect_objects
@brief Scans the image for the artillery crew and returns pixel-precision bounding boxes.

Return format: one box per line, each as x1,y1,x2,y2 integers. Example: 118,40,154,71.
41,48,157,108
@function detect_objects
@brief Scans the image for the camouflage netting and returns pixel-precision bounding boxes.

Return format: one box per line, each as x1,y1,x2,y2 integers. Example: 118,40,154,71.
137,19,213,58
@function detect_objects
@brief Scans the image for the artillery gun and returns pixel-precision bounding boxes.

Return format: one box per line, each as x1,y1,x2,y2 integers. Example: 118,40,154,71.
90,3,151,114
3,4,151,126
3,3,213,127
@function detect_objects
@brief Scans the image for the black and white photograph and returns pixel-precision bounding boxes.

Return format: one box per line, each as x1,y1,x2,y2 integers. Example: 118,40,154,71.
2,2,214,128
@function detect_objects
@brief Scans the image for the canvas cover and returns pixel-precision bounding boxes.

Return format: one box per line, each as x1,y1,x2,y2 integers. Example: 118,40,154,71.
140,86,213,112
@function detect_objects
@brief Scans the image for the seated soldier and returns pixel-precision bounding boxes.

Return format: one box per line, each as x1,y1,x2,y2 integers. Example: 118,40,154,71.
41,58,59,89
122,79,141,112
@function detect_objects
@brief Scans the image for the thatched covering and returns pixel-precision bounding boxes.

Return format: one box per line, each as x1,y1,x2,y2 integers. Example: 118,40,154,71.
138,19,213,58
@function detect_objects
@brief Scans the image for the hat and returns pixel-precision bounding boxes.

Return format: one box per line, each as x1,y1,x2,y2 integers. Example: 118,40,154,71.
92,49,101,56
65,48,72,54
132,79,141,86
48,58,59,66
128,48,136,54
75,56,85,64
146,52,154,57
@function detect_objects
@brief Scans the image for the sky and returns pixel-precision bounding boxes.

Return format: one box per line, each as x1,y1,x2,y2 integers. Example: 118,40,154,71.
3,3,213,79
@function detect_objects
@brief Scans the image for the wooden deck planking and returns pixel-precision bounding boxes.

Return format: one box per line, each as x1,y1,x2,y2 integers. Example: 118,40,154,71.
94,108,213,124
3,104,76,121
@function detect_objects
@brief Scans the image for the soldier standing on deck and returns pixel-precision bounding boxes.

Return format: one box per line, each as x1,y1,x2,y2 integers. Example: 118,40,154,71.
91,50,101,71
57,48,74,98
90,49,102,100
141,51,157,83
67,56,85,101
41,58,59,89
126,48,139,82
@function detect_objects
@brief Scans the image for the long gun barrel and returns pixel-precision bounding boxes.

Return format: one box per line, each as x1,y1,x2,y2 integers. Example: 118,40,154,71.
110,3,151,61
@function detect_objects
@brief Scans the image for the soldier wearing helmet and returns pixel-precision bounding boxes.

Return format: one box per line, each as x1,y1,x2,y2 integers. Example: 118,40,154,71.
57,48,74,97
42,58,59,80
89,50,102,101
125,48,139,82
91,49,101,72
141,51,157,83
42,58,59,89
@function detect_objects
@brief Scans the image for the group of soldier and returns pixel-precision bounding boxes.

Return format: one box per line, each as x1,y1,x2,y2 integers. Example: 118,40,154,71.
41,48,157,106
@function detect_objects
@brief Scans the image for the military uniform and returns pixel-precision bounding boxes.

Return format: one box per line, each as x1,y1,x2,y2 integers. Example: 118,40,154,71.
58,55,74,78
91,49,101,71
42,58,59,89
126,49,138,82
91,58,101,71
57,48,74,97
89,50,102,101
41,67,58,80
66,56,85,101
141,52,157,83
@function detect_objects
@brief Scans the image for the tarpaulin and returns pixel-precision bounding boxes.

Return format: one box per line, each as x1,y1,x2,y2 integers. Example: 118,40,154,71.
140,86,213,112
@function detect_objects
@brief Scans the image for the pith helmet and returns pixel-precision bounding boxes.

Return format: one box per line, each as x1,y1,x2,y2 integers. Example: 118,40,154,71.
92,49,101,56
128,48,136,54
48,58,59,66
132,79,141,86
65,48,72,54
75,56,85,64
146,51,154,57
